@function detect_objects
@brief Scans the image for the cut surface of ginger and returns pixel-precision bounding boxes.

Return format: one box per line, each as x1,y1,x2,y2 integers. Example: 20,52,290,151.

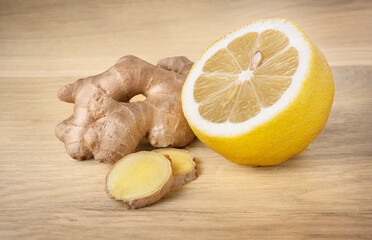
153,148,197,188
105,151,173,209
193,29,299,123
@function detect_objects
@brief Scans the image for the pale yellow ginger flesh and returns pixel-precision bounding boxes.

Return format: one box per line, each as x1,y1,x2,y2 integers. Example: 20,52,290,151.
105,151,173,209
153,148,197,188
193,30,299,123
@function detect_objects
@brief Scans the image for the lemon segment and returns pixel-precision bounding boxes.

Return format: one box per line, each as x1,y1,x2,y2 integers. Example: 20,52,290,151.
255,30,289,66
251,75,292,107
229,81,261,123
254,47,299,76
227,32,258,71
198,83,241,123
203,48,241,74
194,74,237,103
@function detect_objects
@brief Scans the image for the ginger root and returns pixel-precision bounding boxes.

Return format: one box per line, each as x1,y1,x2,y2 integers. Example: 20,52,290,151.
153,148,198,188
55,55,195,163
105,151,174,209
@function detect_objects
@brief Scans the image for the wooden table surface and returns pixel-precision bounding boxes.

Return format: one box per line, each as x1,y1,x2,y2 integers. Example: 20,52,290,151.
1,1,371,239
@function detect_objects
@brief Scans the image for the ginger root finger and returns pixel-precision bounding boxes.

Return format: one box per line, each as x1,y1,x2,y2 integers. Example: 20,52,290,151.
153,148,198,188
157,56,193,74
56,55,195,163
105,151,174,209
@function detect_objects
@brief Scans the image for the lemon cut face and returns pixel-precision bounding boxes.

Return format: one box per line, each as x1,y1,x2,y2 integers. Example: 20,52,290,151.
182,19,334,166
195,30,298,123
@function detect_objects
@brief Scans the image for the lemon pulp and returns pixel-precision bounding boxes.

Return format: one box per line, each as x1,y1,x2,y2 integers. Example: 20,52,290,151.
194,30,299,123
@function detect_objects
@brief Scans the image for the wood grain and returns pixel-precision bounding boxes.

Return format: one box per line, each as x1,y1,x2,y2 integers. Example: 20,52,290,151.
0,0,371,239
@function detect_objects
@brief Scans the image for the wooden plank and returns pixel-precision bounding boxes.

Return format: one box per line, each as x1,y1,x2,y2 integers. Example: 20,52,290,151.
0,0,371,78
0,66,371,239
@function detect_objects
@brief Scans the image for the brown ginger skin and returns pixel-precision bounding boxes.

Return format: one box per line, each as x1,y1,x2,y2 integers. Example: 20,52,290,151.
55,55,195,163
172,162,198,188
153,148,198,188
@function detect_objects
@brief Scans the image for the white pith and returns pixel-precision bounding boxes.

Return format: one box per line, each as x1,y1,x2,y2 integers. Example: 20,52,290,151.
237,69,254,83
182,19,311,137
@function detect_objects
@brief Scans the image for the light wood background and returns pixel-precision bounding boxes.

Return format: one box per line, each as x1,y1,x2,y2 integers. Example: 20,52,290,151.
0,0,371,239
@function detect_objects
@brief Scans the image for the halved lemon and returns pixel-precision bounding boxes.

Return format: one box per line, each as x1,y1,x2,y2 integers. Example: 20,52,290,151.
182,19,334,166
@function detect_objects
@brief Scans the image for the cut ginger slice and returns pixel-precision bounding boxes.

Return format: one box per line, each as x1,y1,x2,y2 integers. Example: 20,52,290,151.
191,28,299,124
105,151,173,209
153,148,198,188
